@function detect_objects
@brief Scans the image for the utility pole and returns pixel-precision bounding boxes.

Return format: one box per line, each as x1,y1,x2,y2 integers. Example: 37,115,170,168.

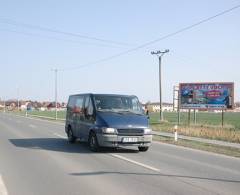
55,68,58,120
52,68,58,120
151,49,169,122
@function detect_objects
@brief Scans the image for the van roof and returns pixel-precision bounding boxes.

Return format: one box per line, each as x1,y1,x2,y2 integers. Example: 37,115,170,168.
69,93,136,97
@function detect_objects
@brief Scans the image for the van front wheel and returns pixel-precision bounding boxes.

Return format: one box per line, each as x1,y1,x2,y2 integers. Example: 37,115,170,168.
138,146,149,152
89,132,100,152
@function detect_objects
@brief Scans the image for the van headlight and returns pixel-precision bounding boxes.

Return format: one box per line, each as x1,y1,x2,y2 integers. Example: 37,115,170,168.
102,127,118,134
144,128,152,135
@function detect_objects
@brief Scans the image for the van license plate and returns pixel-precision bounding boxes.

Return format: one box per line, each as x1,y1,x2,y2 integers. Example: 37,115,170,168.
122,137,138,143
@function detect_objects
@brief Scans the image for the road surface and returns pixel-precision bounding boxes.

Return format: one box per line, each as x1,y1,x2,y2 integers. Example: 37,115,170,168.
0,113,240,195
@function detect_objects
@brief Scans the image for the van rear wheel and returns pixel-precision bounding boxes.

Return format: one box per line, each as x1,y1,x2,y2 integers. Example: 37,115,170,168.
89,132,100,152
67,127,76,143
138,146,149,152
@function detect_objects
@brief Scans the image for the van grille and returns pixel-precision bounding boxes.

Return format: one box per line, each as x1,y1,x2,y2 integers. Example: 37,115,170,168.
117,129,144,136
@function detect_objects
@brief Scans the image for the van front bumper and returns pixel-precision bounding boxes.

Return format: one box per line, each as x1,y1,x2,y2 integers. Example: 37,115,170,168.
96,134,152,147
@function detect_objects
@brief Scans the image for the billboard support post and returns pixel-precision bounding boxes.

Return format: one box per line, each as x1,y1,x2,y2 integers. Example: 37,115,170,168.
222,109,224,127
188,109,191,126
177,107,180,125
177,92,180,125
193,109,197,124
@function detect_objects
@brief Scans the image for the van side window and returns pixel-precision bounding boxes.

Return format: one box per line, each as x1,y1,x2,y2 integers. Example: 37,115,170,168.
85,96,93,115
75,96,84,113
68,96,76,110
131,97,142,112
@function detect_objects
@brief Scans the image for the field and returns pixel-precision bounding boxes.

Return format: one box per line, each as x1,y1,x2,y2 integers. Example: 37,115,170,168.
10,110,240,143
149,112,240,130
14,110,66,120
29,110,66,119
149,112,240,143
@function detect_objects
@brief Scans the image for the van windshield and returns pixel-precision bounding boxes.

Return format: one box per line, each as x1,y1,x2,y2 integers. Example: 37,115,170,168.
94,95,143,114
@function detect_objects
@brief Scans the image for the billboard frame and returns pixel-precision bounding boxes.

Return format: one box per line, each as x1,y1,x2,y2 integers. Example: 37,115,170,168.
179,82,234,110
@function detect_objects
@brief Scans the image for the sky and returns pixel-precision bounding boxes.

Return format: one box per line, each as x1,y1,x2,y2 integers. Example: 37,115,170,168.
0,0,240,103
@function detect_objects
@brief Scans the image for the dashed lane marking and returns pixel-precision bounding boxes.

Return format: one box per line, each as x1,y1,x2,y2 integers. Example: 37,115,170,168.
53,131,160,173
53,132,160,173
0,175,8,195
110,154,160,173
53,133,67,139
29,124,36,128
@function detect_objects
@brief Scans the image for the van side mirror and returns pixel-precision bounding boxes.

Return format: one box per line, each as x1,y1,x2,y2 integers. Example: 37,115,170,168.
145,110,149,119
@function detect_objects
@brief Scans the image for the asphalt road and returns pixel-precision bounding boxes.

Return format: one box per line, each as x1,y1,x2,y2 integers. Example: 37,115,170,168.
0,113,240,195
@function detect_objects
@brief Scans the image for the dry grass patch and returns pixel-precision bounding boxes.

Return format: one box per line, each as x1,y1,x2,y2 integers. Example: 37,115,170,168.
151,123,240,143
153,135,240,158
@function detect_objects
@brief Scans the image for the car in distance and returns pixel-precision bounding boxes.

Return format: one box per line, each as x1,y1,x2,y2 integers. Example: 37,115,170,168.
65,93,152,152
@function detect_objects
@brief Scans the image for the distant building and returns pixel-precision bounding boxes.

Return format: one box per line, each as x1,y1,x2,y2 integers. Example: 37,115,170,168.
19,101,32,110
0,101,4,110
61,102,67,108
146,102,174,112
47,102,61,110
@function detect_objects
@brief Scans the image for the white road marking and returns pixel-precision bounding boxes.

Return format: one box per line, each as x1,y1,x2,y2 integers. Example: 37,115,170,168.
0,175,8,195
53,133,67,139
29,124,36,128
110,154,160,173
8,113,64,126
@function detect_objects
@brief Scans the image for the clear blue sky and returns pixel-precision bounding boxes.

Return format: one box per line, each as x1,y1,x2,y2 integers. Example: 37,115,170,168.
0,0,239,103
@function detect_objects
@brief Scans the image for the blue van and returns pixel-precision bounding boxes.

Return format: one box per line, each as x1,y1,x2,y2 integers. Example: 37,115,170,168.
65,94,152,152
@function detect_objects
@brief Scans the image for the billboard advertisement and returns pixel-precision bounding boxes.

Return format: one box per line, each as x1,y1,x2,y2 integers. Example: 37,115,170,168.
179,82,234,109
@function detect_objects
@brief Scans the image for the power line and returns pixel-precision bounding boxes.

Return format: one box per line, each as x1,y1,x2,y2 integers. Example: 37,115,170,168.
0,28,124,49
60,4,240,71
0,18,132,46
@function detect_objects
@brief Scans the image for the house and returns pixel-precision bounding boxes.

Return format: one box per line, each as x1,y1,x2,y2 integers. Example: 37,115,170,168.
0,101,5,110
146,102,174,112
5,100,17,110
47,102,61,111
61,102,67,108
19,101,31,110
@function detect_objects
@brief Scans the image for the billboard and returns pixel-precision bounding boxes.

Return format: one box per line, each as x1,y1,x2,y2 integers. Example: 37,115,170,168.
179,82,234,109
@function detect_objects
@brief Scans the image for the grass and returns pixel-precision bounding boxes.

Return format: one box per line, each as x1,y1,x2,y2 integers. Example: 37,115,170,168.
151,123,240,143
149,112,240,130
153,135,240,158
28,110,66,119
10,110,66,120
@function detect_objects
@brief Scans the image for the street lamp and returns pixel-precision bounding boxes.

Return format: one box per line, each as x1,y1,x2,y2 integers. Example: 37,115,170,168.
151,49,169,121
